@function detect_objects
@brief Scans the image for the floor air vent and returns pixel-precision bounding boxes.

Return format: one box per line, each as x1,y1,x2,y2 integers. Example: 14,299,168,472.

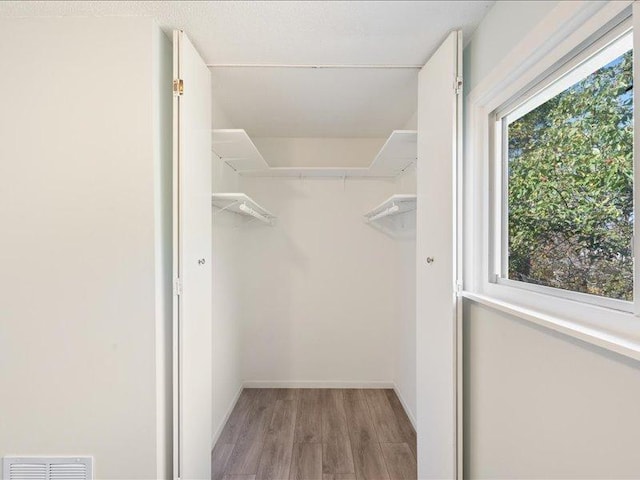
3,457,92,480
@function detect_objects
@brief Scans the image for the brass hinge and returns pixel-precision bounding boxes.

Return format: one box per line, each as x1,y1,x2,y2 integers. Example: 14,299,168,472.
173,78,184,96
174,277,183,296
454,75,463,95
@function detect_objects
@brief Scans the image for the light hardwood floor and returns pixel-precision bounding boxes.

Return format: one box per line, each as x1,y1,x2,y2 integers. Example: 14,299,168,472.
212,388,417,480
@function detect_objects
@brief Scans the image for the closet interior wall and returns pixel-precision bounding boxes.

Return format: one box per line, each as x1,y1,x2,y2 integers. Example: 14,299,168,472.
211,100,419,438
392,113,418,423
392,166,417,423
237,172,397,386
211,101,244,442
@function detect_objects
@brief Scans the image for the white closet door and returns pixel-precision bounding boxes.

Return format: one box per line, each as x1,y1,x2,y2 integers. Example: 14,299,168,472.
172,30,212,480
416,30,462,479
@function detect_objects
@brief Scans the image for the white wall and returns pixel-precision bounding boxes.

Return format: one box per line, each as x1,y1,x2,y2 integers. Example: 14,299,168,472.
252,137,386,168
0,17,172,479
463,0,562,92
211,151,244,443
392,108,418,422
392,169,417,424
464,302,640,478
463,1,640,477
212,94,236,130
237,171,402,386
403,110,418,130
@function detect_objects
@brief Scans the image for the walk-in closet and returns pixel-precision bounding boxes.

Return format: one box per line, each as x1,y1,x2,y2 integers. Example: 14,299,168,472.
170,26,461,478
172,27,462,477
210,125,419,477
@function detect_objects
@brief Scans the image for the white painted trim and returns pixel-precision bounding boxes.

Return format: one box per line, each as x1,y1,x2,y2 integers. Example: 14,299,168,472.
211,384,244,449
495,277,632,314
242,380,394,389
467,1,630,106
462,292,640,362
392,384,417,430
207,63,422,69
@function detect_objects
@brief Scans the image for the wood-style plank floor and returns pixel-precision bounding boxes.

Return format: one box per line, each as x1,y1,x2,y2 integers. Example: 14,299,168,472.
212,389,417,480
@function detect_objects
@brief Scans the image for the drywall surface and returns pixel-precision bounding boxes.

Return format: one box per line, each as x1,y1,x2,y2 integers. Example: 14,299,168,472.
464,302,640,478
392,169,417,424
403,110,418,130
252,137,386,168
463,1,640,477
464,0,560,92
0,17,169,479
211,157,243,443
237,175,400,385
212,95,236,130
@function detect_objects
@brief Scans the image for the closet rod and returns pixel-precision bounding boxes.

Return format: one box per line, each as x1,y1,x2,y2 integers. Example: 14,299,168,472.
207,63,422,69
368,204,400,222
239,202,271,224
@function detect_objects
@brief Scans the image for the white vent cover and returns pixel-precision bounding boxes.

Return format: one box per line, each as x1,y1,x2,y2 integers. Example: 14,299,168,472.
3,457,92,480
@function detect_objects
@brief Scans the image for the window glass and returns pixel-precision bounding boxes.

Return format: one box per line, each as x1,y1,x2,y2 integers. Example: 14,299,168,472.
506,43,633,300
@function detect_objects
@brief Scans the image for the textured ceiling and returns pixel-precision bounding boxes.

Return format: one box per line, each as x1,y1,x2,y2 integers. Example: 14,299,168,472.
0,1,494,137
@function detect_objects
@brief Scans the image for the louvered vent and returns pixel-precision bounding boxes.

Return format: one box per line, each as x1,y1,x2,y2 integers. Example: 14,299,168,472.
49,462,88,480
3,457,92,480
8,463,46,480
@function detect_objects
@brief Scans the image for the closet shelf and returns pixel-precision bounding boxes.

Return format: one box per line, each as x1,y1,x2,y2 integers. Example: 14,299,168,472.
369,130,417,176
212,193,276,225
225,129,416,178
364,194,417,222
211,129,269,172
241,130,418,178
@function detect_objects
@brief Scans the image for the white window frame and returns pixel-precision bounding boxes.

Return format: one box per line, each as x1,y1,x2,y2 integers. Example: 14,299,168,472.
491,20,634,314
464,0,640,361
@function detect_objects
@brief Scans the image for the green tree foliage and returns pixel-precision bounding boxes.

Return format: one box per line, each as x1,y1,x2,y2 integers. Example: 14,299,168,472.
508,50,633,300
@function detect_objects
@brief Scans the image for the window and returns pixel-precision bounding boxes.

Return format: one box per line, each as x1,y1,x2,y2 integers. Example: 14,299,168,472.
493,22,635,309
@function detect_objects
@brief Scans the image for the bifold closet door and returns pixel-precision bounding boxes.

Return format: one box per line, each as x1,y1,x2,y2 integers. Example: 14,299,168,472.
416,30,463,479
172,30,212,480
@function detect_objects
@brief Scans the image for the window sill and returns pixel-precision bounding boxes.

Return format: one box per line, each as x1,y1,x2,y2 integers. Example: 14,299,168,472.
461,291,640,362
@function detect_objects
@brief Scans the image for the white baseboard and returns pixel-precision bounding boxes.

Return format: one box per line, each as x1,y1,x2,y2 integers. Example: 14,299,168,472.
211,384,244,449
242,380,394,389
393,383,417,430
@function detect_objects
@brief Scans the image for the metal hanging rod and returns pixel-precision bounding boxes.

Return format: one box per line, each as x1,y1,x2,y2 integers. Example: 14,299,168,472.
207,63,422,70
368,203,400,222
239,202,271,225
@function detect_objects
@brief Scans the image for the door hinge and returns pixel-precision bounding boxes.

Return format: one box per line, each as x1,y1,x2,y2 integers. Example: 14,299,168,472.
174,277,183,296
173,78,184,96
456,280,463,296
455,75,463,95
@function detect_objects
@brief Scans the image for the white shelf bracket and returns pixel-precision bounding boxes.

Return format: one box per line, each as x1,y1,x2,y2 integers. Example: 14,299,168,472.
213,200,239,216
